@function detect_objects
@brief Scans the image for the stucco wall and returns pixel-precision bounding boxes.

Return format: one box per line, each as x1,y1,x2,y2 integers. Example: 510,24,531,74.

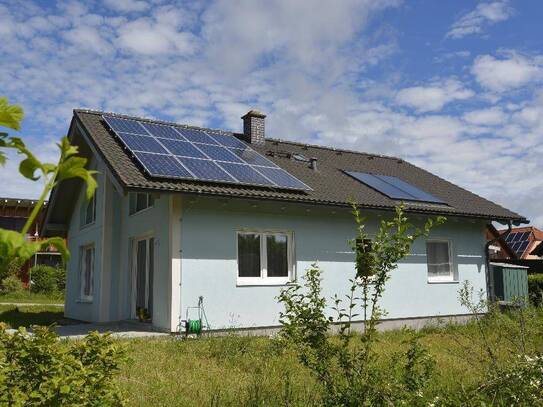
64,160,104,322
65,164,172,330
179,198,487,330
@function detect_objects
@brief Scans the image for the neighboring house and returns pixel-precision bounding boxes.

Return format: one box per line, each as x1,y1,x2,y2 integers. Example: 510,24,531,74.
0,197,61,283
42,109,526,333
487,225,543,273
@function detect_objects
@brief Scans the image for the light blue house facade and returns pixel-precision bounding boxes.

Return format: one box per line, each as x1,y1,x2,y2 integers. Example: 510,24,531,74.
44,109,526,333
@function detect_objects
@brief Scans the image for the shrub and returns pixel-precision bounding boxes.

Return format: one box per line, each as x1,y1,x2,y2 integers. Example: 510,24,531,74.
30,265,65,294
1,275,24,294
528,274,543,306
0,324,126,406
0,257,25,282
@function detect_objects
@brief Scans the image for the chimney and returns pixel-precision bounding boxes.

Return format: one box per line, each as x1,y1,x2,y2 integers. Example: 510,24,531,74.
242,110,266,145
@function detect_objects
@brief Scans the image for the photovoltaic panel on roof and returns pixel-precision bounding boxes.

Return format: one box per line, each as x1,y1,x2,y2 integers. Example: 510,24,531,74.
102,115,311,191
345,171,444,204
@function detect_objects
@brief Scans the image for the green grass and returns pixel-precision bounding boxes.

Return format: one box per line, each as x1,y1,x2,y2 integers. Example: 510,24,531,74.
0,304,69,329
116,309,543,406
0,291,64,304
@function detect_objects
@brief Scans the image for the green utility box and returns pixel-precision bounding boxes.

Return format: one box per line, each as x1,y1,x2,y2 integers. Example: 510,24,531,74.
491,263,529,304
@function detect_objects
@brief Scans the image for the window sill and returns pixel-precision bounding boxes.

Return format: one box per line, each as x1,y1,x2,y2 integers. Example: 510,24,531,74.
77,298,93,304
237,278,291,287
80,221,96,231
427,279,459,284
129,206,154,217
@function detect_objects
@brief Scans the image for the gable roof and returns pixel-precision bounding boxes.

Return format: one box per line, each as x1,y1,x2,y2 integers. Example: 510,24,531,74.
63,109,526,223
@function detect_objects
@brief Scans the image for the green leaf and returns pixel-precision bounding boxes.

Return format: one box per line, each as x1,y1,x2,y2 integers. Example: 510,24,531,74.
19,157,41,180
0,97,24,131
57,155,97,201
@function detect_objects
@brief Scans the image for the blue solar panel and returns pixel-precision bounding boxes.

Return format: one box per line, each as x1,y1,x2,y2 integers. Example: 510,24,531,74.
102,115,310,190
513,233,523,242
159,139,206,158
134,153,193,178
196,144,244,163
376,175,444,204
516,240,529,254
505,232,516,242
209,133,248,148
178,128,218,145
520,231,530,240
229,147,277,167
105,117,147,134
346,172,414,200
143,122,185,140
255,167,308,189
178,157,235,182
345,172,444,204
218,162,274,186
117,133,168,154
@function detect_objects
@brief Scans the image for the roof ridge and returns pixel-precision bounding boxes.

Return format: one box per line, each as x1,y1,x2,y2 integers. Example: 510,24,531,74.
74,109,402,161
73,108,233,136
265,137,403,161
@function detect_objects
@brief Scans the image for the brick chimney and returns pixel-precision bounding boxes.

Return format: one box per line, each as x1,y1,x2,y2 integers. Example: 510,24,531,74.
241,110,266,145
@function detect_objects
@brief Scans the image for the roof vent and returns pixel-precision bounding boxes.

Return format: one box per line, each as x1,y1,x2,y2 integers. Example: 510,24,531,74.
241,110,266,145
309,157,318,171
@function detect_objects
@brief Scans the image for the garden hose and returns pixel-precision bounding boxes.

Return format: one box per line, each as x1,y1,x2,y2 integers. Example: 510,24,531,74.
186,319,203,334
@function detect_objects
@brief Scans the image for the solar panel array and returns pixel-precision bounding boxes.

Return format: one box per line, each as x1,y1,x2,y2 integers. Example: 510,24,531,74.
102,115,311,191
504,231,531,257
344,171,445,204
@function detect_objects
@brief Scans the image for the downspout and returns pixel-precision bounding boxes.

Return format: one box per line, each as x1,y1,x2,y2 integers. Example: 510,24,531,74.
485,220,512,301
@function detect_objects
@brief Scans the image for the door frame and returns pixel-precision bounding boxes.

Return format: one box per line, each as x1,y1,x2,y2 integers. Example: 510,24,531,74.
130,233,155,320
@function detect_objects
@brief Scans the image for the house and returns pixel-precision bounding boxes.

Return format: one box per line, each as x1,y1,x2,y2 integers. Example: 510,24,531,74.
42,109,526,333
1,197,61,283
487,225,543,274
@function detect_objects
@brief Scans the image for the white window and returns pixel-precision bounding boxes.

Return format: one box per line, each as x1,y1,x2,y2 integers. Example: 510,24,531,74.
79,245,95,301
237,231,294,285
81,194,96,227
129,192,155,215
426,240,454,282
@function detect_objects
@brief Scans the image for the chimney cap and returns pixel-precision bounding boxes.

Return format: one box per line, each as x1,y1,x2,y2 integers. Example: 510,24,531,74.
242,109,266,119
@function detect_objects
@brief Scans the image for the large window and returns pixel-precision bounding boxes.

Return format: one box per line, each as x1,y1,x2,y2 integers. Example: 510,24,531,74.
129,192,155,215
79,245,95,301
237,231,293,285
81,194,96,227
426,240,454,282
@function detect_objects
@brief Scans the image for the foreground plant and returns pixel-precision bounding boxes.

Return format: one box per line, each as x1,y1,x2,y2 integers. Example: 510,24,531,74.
0,97,96,272
0,324,126,406
278,204,444,405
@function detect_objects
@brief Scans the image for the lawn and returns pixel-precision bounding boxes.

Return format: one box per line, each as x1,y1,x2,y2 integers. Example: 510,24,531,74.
0,304,68,329
0,291,64,305
117,309,543,406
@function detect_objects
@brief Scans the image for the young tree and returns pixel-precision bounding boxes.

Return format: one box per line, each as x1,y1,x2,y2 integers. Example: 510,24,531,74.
0,97,96,271
278,204,445,405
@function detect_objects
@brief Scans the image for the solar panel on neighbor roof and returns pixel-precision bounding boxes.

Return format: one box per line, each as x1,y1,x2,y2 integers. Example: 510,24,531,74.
102,115,311,191
345,171,445,204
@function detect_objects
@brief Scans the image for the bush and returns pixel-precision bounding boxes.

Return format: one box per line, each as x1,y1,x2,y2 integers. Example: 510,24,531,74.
1,275,24,294
30,265,65,294
0,257,25,282
528,274,543,306
0,324,126,406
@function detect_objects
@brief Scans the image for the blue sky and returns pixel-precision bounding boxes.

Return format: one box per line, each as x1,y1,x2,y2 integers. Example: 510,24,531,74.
1,0,542,226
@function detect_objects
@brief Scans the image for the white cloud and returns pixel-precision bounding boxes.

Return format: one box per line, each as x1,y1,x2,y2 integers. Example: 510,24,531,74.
447,1,514,39
395,79,474,112
463,107,507,126
103,0,149,13
117,7,197,55
471,53,543,92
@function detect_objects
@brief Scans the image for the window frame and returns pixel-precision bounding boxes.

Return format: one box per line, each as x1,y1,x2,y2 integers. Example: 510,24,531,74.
81,193,96,228
129,192,155,216
426,239,455,283
236,229,295,286
79,244,95,302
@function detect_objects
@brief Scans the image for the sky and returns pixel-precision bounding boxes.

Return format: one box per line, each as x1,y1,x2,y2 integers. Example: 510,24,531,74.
0,0,542,226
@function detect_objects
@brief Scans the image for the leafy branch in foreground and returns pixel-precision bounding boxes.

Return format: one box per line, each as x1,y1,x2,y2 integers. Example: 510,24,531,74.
0,96,97,271
278,204,445,405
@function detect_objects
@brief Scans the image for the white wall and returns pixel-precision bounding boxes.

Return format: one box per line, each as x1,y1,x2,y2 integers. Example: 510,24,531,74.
179,197,488,330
